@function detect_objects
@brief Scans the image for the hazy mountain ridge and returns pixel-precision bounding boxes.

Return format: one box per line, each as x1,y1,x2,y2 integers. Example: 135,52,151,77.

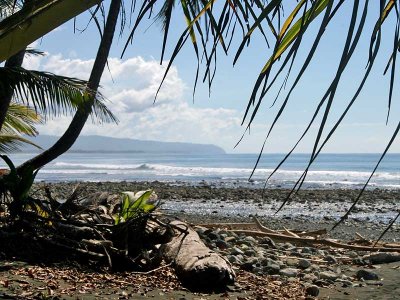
24,135,226,154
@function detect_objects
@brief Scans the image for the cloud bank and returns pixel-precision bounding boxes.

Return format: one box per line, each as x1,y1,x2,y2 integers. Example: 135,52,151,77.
23,53,244,151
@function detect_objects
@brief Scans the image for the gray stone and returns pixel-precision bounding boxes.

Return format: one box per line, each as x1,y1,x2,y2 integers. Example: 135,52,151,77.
259,237,276,249
301,247,313,254
325,255,338,264
356,269,379,281
227,255,238,264
240,261,254,272
215,239,229,250
310,264,320,271
263,263,281,275
207,232,220,240
279,268,299,278
245,236,257,243
235,254,244,263
282,243,295,250
319,271,339,281
341,280,353,288
303,274,318,283
347,251,359,258
231,247,244,255
298,258,311,269
260,258,274,266
244,249,256,257
224,236,236,243
305,285,319,297
286,258,298,267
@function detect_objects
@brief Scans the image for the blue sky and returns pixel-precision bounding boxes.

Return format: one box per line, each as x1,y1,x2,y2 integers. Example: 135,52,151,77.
24,0,400,153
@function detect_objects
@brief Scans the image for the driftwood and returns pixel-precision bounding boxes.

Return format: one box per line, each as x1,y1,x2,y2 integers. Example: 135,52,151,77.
199,219,328,237
363,252,400,264
229,229,400,252
161,220,235,289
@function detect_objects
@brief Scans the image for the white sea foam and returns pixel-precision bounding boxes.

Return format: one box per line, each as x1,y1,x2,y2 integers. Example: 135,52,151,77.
46,161,400,189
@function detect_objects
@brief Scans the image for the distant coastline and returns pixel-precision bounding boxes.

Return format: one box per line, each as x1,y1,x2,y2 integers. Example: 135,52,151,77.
22,135,226,155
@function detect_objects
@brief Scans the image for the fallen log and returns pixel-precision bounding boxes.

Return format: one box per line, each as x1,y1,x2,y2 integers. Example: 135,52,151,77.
228,229,400,252
363,252,400,264
161,220,235,289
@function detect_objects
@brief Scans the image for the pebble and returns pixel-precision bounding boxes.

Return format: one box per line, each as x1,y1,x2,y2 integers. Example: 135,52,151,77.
305,285,319,297
259,237,276,248
263,263,281,275
279,268,299,278
231,247,244,255
356,269,379,281
319,271,339,281
325,255,338,264
298,258,311,269
286,258,299,267
215,239,229,249
302,247,313,254
303,274,318,282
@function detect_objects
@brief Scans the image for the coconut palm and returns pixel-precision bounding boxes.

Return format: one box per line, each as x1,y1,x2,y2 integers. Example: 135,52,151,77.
17,0,121,172
0,0,116,153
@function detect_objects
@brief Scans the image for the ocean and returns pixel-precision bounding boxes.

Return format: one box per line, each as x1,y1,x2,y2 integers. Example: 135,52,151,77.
3,152,400,190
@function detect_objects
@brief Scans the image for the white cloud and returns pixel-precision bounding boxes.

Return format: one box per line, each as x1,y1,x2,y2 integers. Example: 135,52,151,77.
22,53,244,151
24,52,399,154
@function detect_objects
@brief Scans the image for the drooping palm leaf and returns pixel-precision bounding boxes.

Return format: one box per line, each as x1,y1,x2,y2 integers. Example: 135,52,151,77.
0,134,39,152
2,102,41,136
0,67,117,123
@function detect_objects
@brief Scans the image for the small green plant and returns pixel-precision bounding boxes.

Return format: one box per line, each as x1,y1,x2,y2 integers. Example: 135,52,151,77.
0,155,47,219
113,190,157,225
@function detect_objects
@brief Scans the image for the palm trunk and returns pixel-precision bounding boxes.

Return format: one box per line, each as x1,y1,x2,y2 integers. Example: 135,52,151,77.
17,0,121,173
0,50,26,132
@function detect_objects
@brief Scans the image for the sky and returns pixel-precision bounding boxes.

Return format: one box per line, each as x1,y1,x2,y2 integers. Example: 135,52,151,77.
22,1,400,153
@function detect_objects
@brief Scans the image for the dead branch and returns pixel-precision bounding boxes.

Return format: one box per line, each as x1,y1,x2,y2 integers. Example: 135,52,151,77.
228,229,400,252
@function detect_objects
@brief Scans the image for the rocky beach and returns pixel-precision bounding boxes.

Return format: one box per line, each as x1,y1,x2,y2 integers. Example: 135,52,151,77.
35,181,399,241
1,181,399,299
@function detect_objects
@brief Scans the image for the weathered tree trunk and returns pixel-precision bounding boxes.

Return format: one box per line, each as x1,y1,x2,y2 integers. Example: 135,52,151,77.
0,49,26,132
161,221,235,289
17,0,120,173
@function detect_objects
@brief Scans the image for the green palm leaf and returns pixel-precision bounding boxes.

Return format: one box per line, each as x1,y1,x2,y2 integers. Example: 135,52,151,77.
0,134,40,153
2,102,41,136
0,67,117,124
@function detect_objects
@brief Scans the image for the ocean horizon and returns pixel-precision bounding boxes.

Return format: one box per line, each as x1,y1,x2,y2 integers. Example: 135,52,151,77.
2,152,399,190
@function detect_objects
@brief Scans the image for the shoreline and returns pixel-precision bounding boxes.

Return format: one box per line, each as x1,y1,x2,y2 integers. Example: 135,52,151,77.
33,181,400,241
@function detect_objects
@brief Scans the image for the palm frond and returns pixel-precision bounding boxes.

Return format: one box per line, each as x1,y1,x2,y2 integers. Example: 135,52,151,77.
0,134,40,153
0,0,101,61
0,67,117,124
2,102,41,136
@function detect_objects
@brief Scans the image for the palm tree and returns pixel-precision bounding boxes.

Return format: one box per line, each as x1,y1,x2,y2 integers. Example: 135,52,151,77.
0,0,115,153
17,0,121,172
